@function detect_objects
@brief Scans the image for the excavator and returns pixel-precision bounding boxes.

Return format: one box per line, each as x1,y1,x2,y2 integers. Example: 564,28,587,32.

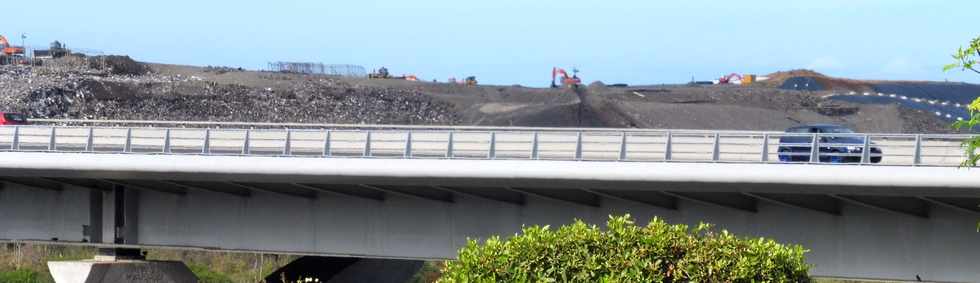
717,73,743,84
0,35,26,65
551,67,581,88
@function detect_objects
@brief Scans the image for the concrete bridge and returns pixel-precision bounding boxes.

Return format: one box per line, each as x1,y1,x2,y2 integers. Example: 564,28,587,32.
0,121,978,282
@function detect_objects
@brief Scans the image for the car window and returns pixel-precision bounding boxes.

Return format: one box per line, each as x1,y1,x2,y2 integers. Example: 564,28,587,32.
787,127,811,133
3,113,26,122
819,127,854,133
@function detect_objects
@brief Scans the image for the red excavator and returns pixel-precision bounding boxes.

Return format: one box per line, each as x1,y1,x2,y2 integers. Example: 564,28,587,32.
551,67,581,88
0,35,26,65
718,73,742,84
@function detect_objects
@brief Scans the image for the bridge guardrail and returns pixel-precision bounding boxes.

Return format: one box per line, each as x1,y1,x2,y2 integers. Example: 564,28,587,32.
0,122,975,167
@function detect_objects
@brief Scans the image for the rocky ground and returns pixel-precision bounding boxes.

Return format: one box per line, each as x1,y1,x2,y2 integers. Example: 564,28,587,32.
0,56,965,133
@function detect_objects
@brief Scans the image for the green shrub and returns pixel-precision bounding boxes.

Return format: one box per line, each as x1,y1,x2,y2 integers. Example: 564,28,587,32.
439,215,810,283
187,264,233,283
0,269,42,283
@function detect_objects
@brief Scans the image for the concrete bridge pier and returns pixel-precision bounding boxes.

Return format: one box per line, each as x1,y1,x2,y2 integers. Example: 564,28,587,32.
48,248,197,283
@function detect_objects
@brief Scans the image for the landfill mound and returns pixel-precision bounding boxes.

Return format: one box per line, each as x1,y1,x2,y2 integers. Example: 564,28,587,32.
0,59,965,134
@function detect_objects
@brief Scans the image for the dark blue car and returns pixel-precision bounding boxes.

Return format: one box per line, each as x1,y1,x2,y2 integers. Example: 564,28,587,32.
777,124,882,163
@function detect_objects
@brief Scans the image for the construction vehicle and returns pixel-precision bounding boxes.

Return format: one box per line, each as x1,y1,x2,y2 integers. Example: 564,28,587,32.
551,67,581,88
465,76,477,86
0,35,27,65
717,73,743,84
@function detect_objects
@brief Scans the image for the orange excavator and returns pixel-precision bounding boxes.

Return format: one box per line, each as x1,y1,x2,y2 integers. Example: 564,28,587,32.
0,35,26,65
551,67,581,88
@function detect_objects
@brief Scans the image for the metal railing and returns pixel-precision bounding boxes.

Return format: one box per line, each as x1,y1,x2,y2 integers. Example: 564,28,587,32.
0,122,974,167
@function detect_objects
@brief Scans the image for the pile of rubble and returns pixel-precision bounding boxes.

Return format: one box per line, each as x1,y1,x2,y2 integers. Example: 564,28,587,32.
0,61,460,124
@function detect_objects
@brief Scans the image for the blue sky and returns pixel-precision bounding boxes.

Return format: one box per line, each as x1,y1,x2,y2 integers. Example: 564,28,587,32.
2,0,977,86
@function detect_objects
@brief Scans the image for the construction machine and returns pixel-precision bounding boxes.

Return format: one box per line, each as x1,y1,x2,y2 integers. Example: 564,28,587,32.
717,73,744,84
551,67,581,88
465,76,477,86
0,35,26,65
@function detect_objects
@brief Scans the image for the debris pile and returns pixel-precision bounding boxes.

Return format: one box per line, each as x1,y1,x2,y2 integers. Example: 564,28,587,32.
0,61,460,124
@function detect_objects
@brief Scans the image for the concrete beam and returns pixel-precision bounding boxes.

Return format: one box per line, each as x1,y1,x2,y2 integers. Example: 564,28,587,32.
360,185,453,203
831,195,929,219
229,182,317,199
293,183,384,202
662,191,757,213
163,181,251,197
429,186,524,206
0,177,63,191
583,188,677,210
507,187,600,207
743,192,841,216
43,178,112,192
100,180,187,196
917,197,980,215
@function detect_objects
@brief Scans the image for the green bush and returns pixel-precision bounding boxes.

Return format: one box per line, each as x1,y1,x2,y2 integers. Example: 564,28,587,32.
439,215,810,283
0,269,42,283
187,264,234,283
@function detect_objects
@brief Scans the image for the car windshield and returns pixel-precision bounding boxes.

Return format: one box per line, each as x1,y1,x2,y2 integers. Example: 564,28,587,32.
820,127,854,133
3,113,26,122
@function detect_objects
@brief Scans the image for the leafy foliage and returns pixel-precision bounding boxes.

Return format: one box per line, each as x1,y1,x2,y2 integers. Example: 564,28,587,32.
188,264,234,283
0,269,42,283
438,215,810,283
946,36,980,167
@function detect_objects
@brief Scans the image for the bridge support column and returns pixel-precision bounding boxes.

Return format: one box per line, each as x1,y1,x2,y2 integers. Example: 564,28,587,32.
47,248,198,283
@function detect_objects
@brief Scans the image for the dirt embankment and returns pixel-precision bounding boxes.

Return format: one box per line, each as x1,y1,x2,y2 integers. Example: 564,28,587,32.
0,59,962,133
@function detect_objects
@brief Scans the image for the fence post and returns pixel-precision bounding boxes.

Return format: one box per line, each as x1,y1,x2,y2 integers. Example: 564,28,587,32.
242,129,251,155
322,130,331,157
575,132,583,160
283,129,292,156
761,134,769,162
85,128,94,152
163,129,172,153
619,132,628,161
488,132,497,159
124,128,132,153
809,133,820,163
664,131,672,161
531,132,539,160
861,134,872,164
48,127,57,151
404,132,413,158
363,131,372,157
446,132,454,158
913,135,922,165
10,126,19,150
202,129,211,154
711,133,721,161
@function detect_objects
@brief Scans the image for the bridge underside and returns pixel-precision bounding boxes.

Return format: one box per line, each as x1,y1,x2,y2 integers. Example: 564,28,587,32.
0,153,979,281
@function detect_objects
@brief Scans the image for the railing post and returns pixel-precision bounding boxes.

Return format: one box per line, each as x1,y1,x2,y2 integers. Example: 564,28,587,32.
446,132,455,158
809,133,820,163
85,128,94,152
283,129,292,156
10,126,19,150
363,131,372,157
404,132,413,158
574,132,583,160
664,131,672,161
618,132,628,161
48,127,57,151
913,134,922,165
861,134,872,164
530,132,539,160
711,133,721,161
202,128,211,154
123,128,132,153
760,134,769,162
242,129,251,155
322,130,331,157
163,129,172,153
488,132,497,159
